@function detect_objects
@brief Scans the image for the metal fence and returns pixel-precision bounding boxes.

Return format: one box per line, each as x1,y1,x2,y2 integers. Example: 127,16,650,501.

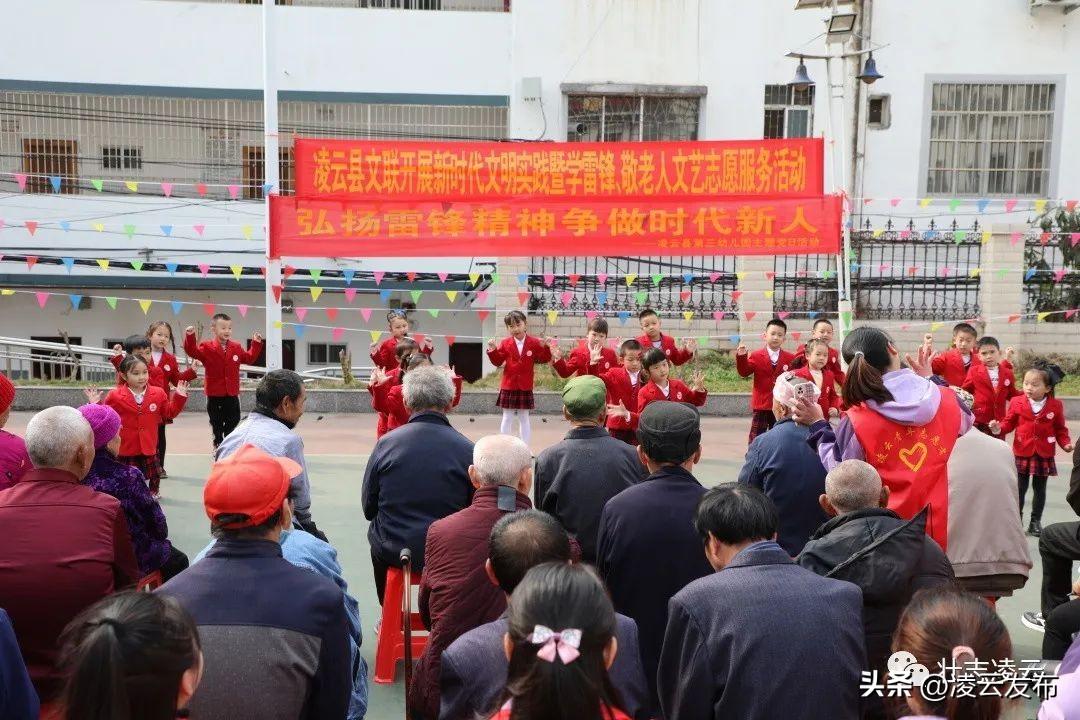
851,219,983,321
528,256,739,317
772,254,838,315
157,0,509,10
1024,232,1080,323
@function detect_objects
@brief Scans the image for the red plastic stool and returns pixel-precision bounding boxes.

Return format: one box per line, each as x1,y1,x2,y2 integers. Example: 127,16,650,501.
373,567,428,684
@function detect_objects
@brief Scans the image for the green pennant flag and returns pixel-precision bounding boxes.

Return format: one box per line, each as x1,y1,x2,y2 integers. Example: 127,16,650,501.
997,268,1009,280
650,273,663,286
130,261,143,272
840,310,852,325
427,309,440,318
411,290,423,303
953,231,967,244
634,291,648,305
90,179,104,192
105,296,118,309
309,269,322,284
123,224,136,239
696,336,709,348
847,249,856,260
490,273,500,285
949,199,961,212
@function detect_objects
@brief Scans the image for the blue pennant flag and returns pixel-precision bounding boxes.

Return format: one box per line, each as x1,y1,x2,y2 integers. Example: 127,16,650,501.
49,176,62,193
160,225,173,237
262,182,274,195
59,221,71,232
850,263,861,274
617,311,631,325
61,257,75,273
682,273,694,284
845,219,854,229
1024,268,1037,281
596,291,608,306
379,289,391,303
171,300,183,316
295,324,306,338
69,294,82,310
729,334,741,344
517,273,528,285
808,311,819,319
165,262,178,276
976,199,990,214
343,269,355,285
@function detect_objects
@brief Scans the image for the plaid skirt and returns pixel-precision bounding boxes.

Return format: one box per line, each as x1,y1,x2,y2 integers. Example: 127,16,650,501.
1016,454,1057,478
497,389,535,410
748,409,777,444
118,454,162,489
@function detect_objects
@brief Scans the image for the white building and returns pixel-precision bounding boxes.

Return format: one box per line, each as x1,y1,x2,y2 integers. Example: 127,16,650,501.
0,0,1078,380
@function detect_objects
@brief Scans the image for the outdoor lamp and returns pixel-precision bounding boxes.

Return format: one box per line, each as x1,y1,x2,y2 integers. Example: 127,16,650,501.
789,58,815,92
857,53,884,84
826,12,857,37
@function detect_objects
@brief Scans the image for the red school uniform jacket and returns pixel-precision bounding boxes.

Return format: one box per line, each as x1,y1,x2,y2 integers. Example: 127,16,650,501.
598,366,643,432
791,344,845,385
109,351,196,392
369,367,402,439
109,354,165,390
370,336,434,372
961,363,1019,427
636,333,693,366
183,332,262,397
488,336,552,392
103,386,186,457
552,344,619,378
637,379,707,411
931,349,982,388
372,375,463,434
792,366,843,417
736,347,796,411
999,396,1072,459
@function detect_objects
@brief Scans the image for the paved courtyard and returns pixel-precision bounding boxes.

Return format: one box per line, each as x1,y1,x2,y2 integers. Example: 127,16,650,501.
7,410,1078,719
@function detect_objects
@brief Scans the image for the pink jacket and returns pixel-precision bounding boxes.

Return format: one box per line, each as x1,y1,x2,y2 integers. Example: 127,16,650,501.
0,429,30,491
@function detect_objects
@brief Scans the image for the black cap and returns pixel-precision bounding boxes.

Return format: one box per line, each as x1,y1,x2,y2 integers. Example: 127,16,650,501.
636,401,701,465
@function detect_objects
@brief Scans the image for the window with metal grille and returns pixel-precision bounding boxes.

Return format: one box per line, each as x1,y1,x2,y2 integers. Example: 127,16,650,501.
308,343,348,365
102,146,143,170
566,96,699,142
925,82,1057,197
851,220,982,321
763,84,814,139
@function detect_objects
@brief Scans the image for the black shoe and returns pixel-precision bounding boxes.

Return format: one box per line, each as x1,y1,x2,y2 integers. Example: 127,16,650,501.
1022,611,1046,633
1028,520,1042,537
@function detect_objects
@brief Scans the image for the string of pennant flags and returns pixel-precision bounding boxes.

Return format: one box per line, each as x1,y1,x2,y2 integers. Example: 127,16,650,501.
1,170,272,199
849,196,1079,214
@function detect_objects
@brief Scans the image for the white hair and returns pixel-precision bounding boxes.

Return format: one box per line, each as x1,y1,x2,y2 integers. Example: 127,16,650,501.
25,405,93,469
472,434,532,486
825,459,883,514
402,365,455,413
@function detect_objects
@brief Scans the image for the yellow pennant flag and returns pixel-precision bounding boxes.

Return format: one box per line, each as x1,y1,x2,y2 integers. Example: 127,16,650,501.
969,268,981,278
930,322,944,332
625,274,637,287
764,290,775,299
1034,199,1048,214
125,181,139,193
93,223,105,232
1,289,14,296
682,311,694,322
96,259,110,270
468,273,480,286
310,287,324,302
445,290,459,302
1037,311,1051,322
546,310,559,324
230,265,244,280
736,271,746,280
138,299,152,315
370,330,383,343
919,198,932,208
872,229,884,239
241,225,253,240
981,231,992,244
273,321,283,329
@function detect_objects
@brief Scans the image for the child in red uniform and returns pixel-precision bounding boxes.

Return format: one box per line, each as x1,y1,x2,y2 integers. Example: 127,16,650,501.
147,321,198,477
637,309,695,366
791,318,845,385
927,322,981,387
183,313,263,450
369,309,433,371
90,355,188,495
791,338,842,419
637,347,707,411
368,337,418,439
991,362,1073,537
110,335,165,389
962,336,1019,437
369,354,463,434
552,318,619,378
597,339,645,445
487,311,553,445
736,318,795,443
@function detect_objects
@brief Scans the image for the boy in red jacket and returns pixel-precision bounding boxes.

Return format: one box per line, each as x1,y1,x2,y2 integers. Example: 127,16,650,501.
637,309,695,366
736,318,795,443
183,313,263,449
596,339,645,445
637,347,707,410
552,317,619,378
791,317,845,385
962,336,1019,437
487,311,554,445
928,322,981,387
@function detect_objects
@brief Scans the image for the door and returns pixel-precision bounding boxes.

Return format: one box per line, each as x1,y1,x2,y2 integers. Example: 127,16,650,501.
22,139,78,193
248,339,296,377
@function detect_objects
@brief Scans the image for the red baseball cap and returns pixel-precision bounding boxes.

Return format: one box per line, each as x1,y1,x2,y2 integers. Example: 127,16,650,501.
204,444,302,529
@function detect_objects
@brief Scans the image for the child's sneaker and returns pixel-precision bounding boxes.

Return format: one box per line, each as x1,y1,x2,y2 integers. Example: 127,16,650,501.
1022,611,1046,633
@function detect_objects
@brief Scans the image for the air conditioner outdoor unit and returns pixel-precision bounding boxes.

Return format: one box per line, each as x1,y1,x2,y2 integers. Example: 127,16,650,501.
1031,0,1080,12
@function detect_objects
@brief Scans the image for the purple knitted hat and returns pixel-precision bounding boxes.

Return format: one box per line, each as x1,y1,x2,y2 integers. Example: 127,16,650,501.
78,404,122,449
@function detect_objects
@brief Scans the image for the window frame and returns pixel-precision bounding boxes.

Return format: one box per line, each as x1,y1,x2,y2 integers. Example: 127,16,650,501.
307,342,348,365
919,75,1064,198
762,84,815,139
561,83,705,142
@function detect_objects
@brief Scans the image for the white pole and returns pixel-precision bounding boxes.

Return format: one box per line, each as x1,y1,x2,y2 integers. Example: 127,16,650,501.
825,53,853,343
263,0,283,370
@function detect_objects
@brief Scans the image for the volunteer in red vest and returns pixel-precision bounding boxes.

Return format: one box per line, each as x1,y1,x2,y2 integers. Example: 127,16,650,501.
792,326,972,551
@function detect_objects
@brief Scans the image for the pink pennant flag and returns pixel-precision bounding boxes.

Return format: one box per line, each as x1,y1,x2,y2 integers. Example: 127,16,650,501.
899,230,912,240
477,310,491,323
326,308,339,321
791,331,802,342
765,271,776,280
437,272,449,282
517,291,531,305
203,303,216,317
568,274,581,287
360,307,373,322
1066,309,1078,320
585,310,599,321
939,266,950,277
282,265,296,281
195,183,207,197
331,327,345,342
713,311,726,322
1040,232,1052,245
35,292,49,309
25,256,38,270
890,198,902,207
731,291,744,302
15,174,28,191
1007,314,1021,324
161,182,173,197
596,273,609,285
1055,269,1067,283
445,335,456,346
1066,200,1078,213
193,224,205,236
559,291,573,307
679,290,692,302
295,307,308,322
544,273,555,287
414,334,426,347
344,288,357,303
744,311,757,322
227,184,240,200
237,304,249,318
373,271,385,285
198,263,210,277
1010,232,1022,246
24,221,37,236
795,288,807,297
1005,199,1018,212
900,324,911,331
877,263,891,273
708,272,721,283
1072,233,1080,247
796,270,808,278
475,290,489,303
777,311,790,320
406,272,417,282
907,266,919,276
863,198,874,206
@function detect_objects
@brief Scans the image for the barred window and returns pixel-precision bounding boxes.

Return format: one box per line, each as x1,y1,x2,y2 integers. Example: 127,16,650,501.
308,343,347,365
566,95,699,143
763,84,814,139
926,82,1056,197
102,146,142,170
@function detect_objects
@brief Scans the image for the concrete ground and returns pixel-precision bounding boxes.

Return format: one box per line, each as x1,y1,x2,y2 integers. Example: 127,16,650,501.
6,410,1079,719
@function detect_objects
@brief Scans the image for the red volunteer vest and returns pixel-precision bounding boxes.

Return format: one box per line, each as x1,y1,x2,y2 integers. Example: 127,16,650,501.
846,385,961,551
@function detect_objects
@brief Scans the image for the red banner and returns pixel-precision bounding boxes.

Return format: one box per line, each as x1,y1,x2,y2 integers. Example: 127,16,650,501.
293,137,824,201
269,195,841,258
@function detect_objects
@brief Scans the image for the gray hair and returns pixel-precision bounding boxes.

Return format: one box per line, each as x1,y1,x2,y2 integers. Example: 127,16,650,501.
403,365,455,413
25,406,93,468
825,459,883,514
472,434,532,486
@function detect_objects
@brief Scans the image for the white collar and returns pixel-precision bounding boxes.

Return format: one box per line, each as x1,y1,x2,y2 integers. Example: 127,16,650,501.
1029,396,1047,412
514,336,526,350
767,347,781,363
659,383,670,397
152,349,163,362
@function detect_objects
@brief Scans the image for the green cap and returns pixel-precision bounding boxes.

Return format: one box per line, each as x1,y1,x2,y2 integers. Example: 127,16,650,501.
562,375,607,420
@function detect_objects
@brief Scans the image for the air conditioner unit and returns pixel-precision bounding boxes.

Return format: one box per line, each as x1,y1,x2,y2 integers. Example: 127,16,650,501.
1031,0,1080,12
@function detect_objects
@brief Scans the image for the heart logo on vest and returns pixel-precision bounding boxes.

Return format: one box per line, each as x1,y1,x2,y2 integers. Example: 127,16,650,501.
898,442,928,472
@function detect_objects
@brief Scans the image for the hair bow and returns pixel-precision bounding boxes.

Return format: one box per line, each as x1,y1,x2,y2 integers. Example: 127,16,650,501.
527,625,582,664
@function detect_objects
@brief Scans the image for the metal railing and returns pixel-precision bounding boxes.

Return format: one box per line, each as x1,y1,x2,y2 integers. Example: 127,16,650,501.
156,0,509,10
1024,232,1080,323
773,254,838,315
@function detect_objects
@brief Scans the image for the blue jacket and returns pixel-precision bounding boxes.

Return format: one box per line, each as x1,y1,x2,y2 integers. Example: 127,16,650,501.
159,538,351,720
0,609,37,720
737,418,829,556
362,412,474,572
194,530,368,719
658,541,866,720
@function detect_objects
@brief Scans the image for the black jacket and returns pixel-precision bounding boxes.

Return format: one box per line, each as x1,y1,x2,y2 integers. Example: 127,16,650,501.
798,508,954,677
